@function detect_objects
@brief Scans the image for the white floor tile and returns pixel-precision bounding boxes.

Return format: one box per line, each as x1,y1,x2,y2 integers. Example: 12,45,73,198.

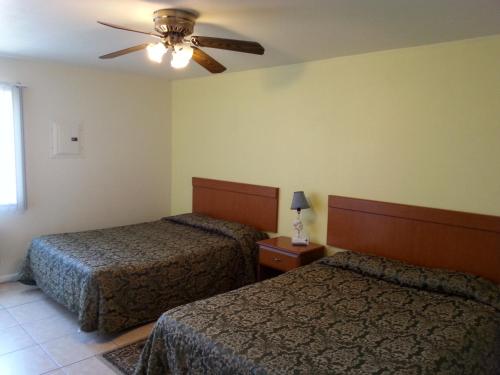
0,325,36,356
0,282,37,294
112,322,155,347
8,298,67,325
0,284,44,308
0,345,59,375
62,356,118,375
23,313,79,344
0,310,18,330
0,283,141,374
43,370,65,375
41,331,117,367
74,328,118,344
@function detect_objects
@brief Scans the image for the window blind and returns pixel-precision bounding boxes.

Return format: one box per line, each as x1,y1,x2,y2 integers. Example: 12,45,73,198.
0,83,26,211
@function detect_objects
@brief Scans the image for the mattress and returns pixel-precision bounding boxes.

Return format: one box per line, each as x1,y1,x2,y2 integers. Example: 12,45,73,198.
19,213,267,333
135,251,500,374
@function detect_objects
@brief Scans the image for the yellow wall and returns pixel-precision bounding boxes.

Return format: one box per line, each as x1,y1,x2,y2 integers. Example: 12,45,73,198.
171,35,500,246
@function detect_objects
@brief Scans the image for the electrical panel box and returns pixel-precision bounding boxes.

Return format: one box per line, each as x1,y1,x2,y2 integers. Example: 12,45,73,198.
51,122,81,157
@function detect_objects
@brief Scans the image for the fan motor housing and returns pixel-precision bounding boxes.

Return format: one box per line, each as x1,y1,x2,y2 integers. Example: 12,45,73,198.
153,9,197,36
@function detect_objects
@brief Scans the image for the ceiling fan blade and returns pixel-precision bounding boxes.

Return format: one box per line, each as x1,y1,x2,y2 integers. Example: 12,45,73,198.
192,47,226,73
97,21,162,38
99,43,150,59
191,36,264,55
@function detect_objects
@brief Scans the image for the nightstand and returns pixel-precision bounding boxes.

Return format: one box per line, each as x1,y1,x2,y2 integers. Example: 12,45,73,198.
256,236,325,281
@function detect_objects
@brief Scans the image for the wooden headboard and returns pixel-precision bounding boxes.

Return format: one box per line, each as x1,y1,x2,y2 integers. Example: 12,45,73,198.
327,195,500,283
192,177,279,232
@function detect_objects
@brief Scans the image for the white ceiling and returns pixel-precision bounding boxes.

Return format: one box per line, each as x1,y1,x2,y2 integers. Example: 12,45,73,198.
1,0,500,80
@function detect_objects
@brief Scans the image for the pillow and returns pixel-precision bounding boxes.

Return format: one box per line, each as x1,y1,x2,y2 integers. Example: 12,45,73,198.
320,251,500,311
164,213,268,284
164,213,267,244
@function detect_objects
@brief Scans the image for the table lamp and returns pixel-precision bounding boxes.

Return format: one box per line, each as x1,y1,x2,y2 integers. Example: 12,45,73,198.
291,191,310,245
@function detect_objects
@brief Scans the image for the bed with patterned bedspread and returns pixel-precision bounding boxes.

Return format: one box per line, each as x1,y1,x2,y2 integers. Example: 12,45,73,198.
136,251,500,375
19,213,267,333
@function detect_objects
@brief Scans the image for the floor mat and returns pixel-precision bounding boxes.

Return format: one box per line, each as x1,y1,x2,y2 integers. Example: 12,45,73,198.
101,339,147,375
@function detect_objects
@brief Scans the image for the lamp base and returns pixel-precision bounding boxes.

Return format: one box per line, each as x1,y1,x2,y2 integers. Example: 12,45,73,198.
291,236,309,246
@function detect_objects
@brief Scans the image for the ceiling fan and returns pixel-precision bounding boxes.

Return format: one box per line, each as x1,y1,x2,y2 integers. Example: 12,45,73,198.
98,9,265,73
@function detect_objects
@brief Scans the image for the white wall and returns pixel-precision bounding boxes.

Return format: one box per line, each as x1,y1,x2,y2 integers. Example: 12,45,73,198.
0,57,171,280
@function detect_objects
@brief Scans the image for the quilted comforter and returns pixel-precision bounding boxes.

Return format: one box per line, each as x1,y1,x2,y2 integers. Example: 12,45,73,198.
19,213,267,333
136,251,500,375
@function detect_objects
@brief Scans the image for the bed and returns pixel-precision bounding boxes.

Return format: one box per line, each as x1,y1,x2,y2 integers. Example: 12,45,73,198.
135,196,500,375
18,177,279,333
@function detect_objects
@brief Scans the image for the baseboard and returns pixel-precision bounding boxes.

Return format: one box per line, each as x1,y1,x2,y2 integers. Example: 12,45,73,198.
0,273,19,283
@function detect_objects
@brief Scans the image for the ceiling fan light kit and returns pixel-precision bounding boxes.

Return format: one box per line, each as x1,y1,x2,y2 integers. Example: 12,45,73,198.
98,9,264,74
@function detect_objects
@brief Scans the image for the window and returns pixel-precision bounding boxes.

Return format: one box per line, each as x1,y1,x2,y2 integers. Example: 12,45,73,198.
0,83,25,211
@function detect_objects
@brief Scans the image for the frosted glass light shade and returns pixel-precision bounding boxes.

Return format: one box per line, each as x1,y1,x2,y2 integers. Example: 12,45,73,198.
171,44,193,69
147,43,167,63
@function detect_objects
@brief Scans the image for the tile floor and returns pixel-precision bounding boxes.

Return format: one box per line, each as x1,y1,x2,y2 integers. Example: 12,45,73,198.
0,282,155,375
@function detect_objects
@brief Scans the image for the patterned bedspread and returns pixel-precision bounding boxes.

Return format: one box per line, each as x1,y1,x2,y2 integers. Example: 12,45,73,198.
19,214,267,333
135,251,500,375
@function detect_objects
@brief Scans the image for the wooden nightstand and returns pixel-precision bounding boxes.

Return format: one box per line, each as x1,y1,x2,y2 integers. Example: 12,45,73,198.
256,236,325,281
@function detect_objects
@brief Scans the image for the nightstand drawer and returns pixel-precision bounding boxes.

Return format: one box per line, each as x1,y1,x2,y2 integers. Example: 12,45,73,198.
259,247,299,272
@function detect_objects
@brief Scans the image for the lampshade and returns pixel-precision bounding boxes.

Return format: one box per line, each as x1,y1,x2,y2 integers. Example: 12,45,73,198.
290,191,310,211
